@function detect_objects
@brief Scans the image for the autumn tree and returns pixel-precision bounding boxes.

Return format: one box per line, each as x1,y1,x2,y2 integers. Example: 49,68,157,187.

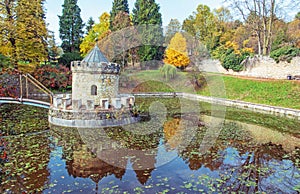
0,0,17,67
165,19,181,44
182,4,216,49
226,0,297,56
287,13,300,48
212,7,234,48
109,0,129,31
59,0,84,53
182,16,196,37
16,0,48,66
110,11,132,66
0,0,49,69
80,12,110,55
164,32,190,69
132,0,164,67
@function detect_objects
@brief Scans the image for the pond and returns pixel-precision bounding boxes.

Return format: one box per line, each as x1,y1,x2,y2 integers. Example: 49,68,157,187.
0,97,300,193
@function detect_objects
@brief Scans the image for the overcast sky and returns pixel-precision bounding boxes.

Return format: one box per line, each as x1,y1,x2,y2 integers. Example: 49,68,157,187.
45,0,224,44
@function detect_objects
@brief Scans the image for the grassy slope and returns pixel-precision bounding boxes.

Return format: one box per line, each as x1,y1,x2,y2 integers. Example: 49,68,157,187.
198,74,300,109
125,70,300,109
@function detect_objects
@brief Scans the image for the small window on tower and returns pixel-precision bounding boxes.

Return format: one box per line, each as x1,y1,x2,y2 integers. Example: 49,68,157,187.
91,85,97,95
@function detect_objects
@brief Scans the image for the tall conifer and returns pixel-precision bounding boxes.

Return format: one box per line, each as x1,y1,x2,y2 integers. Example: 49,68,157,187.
59,0,84,52
110,0,129,31
132,0,164,66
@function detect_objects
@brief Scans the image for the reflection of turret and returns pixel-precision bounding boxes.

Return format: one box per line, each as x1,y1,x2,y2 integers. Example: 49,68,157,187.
131,149,156,185
51,125,127,184
50,124,161,185
66,144,126,183
81,126,161,185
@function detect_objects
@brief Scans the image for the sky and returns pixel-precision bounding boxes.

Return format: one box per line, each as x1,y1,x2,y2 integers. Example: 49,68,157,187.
44,0,224,44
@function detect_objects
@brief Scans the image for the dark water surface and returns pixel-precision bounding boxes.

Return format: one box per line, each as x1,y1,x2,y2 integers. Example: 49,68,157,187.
0,98,300,193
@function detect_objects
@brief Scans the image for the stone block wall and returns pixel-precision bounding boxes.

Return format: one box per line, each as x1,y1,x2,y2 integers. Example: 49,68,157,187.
72,72,119,106
199,56,300,79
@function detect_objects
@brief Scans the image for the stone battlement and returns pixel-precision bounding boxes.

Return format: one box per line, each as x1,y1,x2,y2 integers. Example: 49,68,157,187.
71,61,121,74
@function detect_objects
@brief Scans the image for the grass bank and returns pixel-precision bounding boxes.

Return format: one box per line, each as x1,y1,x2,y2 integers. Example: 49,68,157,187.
123,70,300,109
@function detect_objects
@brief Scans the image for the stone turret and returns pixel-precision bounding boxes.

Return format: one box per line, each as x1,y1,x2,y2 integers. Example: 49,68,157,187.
71,45,124,109
49,44,138,128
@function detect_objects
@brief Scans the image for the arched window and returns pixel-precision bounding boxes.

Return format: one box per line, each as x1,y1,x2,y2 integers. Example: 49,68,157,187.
91,85,97,95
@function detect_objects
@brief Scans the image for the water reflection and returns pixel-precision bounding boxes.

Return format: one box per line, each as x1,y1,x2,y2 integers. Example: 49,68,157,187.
50,125,160,186
1,111,299,193
49,119,300,193
0,133,50,193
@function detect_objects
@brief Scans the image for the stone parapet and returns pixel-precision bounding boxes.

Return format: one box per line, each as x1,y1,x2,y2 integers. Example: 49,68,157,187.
71,61,120,74
48,107,139,128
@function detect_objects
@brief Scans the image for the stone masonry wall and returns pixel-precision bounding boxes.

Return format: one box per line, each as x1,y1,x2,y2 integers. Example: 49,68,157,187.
198,56,300,79
72,72,119,106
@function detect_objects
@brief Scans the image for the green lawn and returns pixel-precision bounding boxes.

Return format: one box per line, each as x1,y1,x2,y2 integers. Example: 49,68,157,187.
198,74,300,109
124,70,300,109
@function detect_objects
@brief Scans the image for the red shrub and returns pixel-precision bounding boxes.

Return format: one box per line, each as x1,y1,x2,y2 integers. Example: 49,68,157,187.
33,65,72,90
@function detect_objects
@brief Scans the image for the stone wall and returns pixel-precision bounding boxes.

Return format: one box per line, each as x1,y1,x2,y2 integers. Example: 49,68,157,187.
48,108,139,128
72,72,119,106
198,56,300,79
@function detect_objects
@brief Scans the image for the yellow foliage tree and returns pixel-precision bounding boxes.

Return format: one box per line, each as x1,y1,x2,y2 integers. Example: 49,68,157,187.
80,12,110,55
164,32,190,69
287,18,300,48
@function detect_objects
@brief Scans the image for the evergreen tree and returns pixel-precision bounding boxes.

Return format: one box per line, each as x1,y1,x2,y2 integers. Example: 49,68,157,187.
110,0,129,31
47,31,60,62
59,0,84,53
132,0,164,67
86,17,95,33
16,0,49,65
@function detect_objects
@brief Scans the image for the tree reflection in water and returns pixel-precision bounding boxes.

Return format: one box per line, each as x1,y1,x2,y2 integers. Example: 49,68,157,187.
165,121,300,193
50,125,161,188
49,119,300,193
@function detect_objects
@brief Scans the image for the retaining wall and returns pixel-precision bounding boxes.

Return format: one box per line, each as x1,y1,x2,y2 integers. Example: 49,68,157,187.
198,56,300,79
132,93,300,120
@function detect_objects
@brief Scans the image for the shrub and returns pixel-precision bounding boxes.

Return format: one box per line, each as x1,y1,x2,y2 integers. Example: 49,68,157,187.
212,41,253,72
270,46,300,63
58,52,83,68
159,64,177,81
33,64,72,91
0,70,19,97
222,51,251,71
0,54,10,70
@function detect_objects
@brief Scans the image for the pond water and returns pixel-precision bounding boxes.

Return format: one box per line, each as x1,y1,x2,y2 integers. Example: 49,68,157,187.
0,98,300,193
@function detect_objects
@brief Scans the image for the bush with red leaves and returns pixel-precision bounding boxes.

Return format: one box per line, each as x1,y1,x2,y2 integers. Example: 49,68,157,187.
33,65,72,91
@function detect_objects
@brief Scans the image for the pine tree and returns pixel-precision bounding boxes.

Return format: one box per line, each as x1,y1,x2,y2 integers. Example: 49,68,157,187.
59,0,84,53
86,17,95,33
110,0,129,31
132,0,164,67
16,0,49,66
47,31,60,62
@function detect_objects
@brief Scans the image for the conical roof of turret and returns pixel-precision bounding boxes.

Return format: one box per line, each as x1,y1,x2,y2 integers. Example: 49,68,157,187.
82,45,109,64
